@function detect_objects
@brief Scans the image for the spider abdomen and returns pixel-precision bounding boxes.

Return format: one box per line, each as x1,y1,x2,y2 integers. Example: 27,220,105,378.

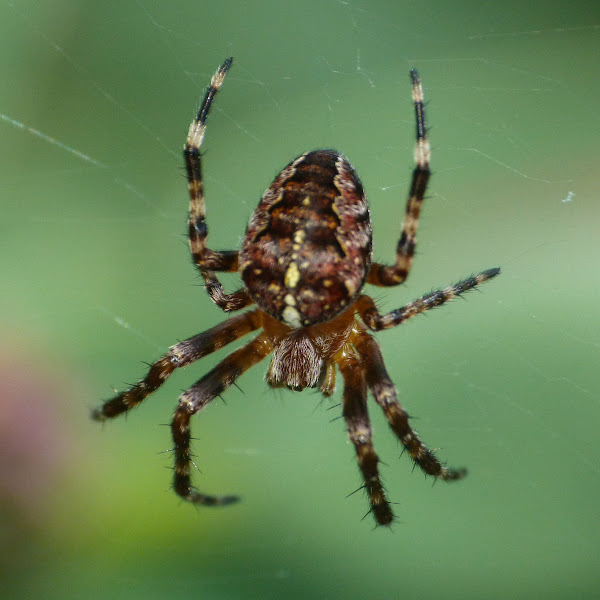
240,149,372,328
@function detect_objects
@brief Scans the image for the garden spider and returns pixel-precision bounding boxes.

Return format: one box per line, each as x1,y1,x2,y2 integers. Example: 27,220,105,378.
93,58,499,526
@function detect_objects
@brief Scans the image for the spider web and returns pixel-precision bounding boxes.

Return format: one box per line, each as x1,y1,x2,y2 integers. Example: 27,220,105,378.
2,1,599,599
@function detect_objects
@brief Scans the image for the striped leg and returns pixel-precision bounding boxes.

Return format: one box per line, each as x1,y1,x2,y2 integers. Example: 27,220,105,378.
338,351,394,526
91,309,262,421
354,329,465,480
184,57,252,312
358,268,500,331
172,333,272,505
367,69,430,287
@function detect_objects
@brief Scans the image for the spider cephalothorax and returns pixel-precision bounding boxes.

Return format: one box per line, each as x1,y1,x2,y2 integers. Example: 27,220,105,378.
93,58,499,526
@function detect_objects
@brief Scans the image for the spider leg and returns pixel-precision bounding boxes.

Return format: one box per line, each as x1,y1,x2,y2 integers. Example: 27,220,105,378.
184,57,252,312
354,327,466,480
92,309,262,421
338,350,394,526
358,267,500,331
368,69,429,287
172,332,272,505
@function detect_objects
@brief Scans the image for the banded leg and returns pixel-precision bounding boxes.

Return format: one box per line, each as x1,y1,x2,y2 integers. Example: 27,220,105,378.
92,309,262,421
358,267,500,331
367,68,430,287
172,333,272,505
184,57,252,312
354,328,465,480
338,351,393,526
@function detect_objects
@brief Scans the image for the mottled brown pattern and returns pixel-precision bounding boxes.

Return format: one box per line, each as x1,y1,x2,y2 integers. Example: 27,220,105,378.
93,58,500,527
240,150,371,327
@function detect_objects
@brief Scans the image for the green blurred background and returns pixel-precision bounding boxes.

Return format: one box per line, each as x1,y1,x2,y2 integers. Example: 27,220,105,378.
1,1,599,598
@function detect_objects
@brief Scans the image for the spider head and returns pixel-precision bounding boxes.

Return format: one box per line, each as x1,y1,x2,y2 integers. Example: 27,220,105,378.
261,305,357,391
265,331,324,391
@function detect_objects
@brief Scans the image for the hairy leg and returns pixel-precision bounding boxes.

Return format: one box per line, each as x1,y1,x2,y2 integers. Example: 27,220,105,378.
184,57,252,312
367,69,430,287
172,333,272,505
358,268,500,331
338,350,394,526
354,328,466,480
92,309,262,421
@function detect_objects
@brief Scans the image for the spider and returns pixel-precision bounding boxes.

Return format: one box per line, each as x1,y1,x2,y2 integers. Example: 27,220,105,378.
92,57,499,526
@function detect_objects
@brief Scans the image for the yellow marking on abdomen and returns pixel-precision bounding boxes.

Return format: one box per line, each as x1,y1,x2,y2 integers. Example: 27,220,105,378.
284,261,300,288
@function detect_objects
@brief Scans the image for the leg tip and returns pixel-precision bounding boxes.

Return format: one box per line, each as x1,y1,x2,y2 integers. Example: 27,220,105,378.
187,490,240,506
443,467,467,481
481,267,501,280
91,407,107,422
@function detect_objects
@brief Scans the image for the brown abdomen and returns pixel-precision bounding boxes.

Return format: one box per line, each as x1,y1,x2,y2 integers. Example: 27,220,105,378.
240,150,372,327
